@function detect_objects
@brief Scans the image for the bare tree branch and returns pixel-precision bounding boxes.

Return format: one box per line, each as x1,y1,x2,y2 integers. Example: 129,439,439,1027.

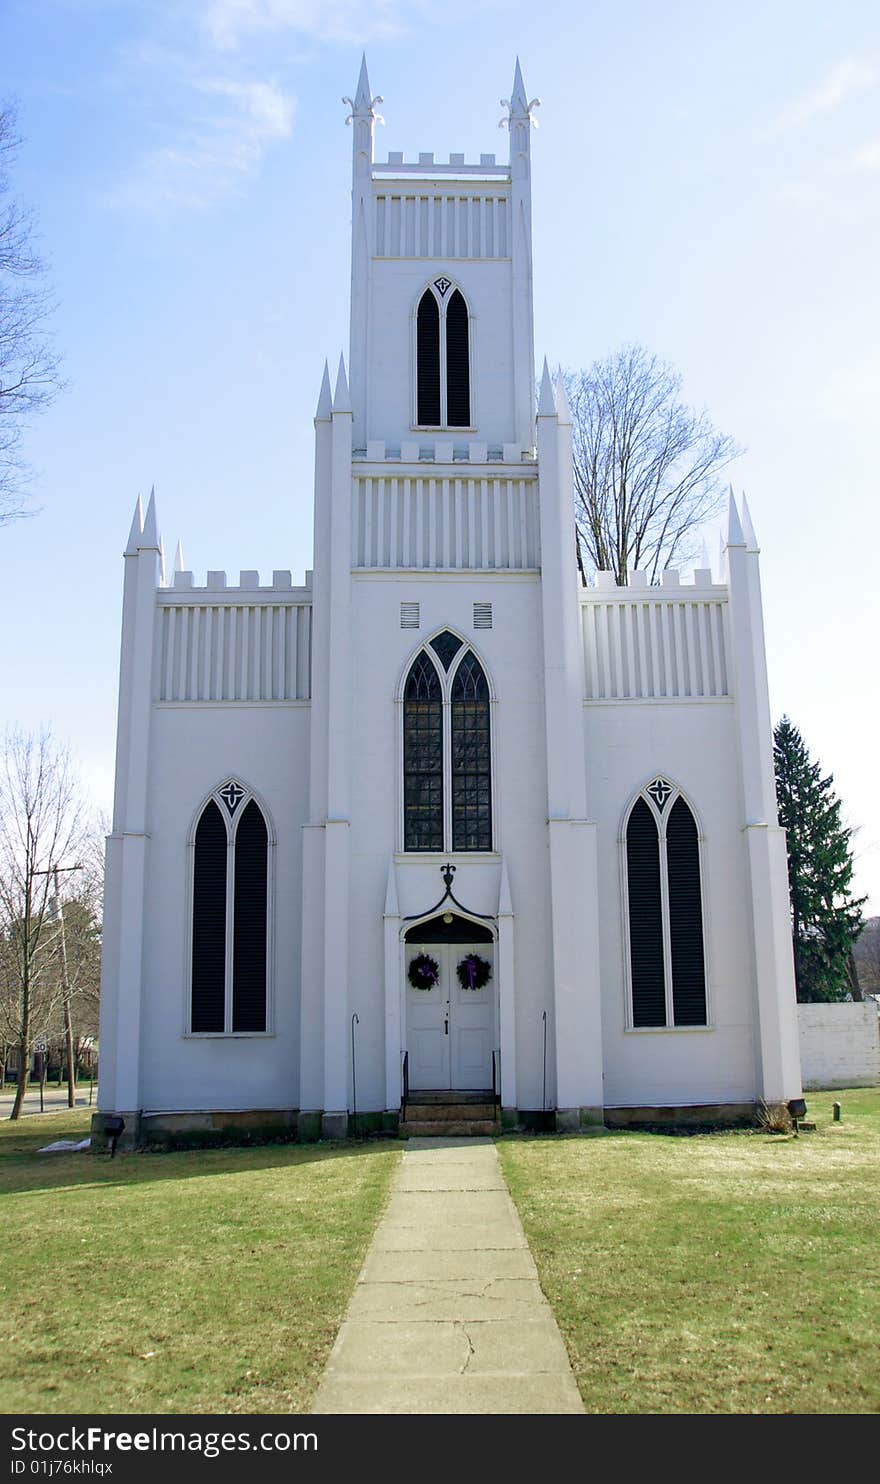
0,103,63,525
566,345,742,585
0,728,87,1116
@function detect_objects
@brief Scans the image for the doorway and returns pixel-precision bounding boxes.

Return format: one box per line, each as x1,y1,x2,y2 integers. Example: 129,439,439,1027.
404,917,495,1092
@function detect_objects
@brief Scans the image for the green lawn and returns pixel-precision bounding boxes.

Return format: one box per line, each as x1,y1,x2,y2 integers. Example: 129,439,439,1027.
0,1111,400,1414
498,1089,880,1414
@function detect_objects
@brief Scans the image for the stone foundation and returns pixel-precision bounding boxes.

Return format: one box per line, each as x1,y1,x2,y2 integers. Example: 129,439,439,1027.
603,1102,756,1129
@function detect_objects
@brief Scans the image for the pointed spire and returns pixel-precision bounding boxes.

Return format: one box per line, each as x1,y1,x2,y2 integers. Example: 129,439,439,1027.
141,487,159,549
555,364,572,425
700,538,711,571
725,485,745,548
500,57,538,131
538,357,556,416
125,495,144,555
332,353,351,414
717,527,728,581
174,540,185,573
511,57,528,113
355,54,371,111
315,360,332,421
741,492,759,552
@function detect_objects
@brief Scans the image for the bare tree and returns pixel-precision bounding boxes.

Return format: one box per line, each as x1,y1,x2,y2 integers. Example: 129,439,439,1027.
0,103,62,524
566,344,741,584
0,729,85,1117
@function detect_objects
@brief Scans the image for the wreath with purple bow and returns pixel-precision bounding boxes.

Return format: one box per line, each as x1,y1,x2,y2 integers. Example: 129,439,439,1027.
456,953,492,991
408,953,440,990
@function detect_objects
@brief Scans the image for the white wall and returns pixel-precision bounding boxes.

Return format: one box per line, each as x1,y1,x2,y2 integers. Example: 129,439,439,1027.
588,699,758,1107
366,260,515,450
798,1002,880,1090
138,702,310,1111
346,568,553,1111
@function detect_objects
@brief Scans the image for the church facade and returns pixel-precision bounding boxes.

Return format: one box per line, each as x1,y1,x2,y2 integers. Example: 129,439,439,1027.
95,60,803,1143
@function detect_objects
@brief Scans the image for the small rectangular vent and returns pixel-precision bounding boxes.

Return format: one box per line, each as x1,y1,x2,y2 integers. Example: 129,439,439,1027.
473,602,493,629
400,602,420,629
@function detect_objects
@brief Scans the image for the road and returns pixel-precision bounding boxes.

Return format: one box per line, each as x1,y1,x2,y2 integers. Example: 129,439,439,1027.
0,1085,96,1117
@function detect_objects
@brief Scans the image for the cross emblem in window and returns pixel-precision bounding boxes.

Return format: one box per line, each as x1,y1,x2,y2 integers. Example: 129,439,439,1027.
218,781,246,815
647,777,673,811
433,276,452,297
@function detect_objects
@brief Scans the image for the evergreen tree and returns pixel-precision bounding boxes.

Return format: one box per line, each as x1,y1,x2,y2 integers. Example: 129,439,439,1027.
773,717,865,1002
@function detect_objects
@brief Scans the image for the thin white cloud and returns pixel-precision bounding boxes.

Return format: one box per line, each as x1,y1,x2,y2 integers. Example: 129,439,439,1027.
769,55,879,133
111,76,295,210
850,136,880,171
203,0,406,49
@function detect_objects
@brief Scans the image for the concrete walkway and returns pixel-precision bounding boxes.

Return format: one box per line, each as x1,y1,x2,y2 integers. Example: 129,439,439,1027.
312,1137,584,1414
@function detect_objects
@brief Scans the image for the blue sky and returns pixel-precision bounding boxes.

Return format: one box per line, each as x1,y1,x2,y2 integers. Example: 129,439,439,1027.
2,0,878,911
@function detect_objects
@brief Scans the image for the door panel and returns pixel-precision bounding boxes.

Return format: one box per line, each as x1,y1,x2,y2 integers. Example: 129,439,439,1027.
405,938,495,1092
450,942,494,1090
405,943,449,1090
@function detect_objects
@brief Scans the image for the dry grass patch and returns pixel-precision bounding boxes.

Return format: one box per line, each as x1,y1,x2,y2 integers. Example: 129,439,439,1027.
0,1110,400,1413
498,1089,880,1413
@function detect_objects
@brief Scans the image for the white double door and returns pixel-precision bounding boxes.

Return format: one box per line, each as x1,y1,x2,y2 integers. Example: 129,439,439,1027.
406,941,495,1091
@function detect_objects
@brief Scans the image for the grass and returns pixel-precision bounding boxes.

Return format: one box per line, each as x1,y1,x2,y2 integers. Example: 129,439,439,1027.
498,1089,880,1414
0,1110,400,1414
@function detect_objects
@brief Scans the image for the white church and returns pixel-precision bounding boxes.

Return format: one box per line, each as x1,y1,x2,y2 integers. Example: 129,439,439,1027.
95,59,803,1145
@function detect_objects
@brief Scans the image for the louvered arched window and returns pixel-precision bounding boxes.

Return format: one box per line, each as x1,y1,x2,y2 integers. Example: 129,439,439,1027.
402,635,492,852
624,779,707,1027
416,281,471,428
191,783,271,1033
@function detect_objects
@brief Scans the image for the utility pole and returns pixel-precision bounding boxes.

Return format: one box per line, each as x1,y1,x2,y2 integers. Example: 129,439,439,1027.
54,867,76,1108
38,862,82,1110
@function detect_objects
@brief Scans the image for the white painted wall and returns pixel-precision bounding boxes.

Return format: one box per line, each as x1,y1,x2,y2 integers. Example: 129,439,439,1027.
138,702,310,1111
346,569,553,1111
589,697,759,1107
364,259,516,451
798,1002,880,1090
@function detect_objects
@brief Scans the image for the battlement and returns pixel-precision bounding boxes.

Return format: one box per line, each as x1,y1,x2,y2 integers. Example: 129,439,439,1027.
587,567,724,593
355,441,534,464
374,152,507,176
581,574,730,702
159,570,313,598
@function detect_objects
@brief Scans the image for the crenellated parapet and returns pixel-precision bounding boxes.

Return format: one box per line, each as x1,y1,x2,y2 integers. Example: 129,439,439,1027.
581,570,730,702
155,570,312,704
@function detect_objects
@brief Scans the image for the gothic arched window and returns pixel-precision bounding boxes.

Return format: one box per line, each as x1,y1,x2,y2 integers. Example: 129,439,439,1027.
624,780,707,1028
402,636,492,852
416,281,471,428
191,783,271,1033
451,651,492,851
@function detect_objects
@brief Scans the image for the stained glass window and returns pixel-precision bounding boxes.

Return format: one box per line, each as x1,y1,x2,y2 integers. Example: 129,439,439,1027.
429,630,463,670
403,652,444,851
451,652,492,851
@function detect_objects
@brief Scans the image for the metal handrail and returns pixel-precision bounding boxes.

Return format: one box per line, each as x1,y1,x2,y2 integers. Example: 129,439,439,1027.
541,1011,548,1113
492,1048,501,1105
351,1013,359,1138
401,1050,409,1114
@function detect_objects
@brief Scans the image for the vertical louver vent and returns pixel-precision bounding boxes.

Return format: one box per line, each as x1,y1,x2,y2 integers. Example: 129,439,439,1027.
626,799,666,1028
473,602,493,629
191,801,227,1033
445,290,470,427
625,786,707,1028
666,797,707,1025
417,290,441,426
232,801,268,1032
191,788,269,1034
401,602,420,629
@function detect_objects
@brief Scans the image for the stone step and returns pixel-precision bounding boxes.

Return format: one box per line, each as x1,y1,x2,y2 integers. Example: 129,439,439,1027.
407,1090,494,1105
400,1118,499,1138
405,1102,496,1122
